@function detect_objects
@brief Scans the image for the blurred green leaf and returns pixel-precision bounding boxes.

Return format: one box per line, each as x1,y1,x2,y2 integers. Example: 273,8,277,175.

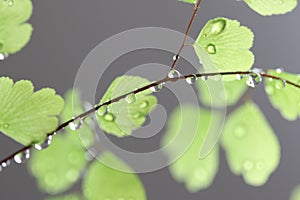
0,0,33,54
0,77,64,145
265,70,300,121
83,152,146,200
290,185,300,200
221,102,280,186
96,75,157,137
45,194,81,200
162,104,220,192
197,78,247,107
28,90,92,194
243,0,297,16
194,18,254,78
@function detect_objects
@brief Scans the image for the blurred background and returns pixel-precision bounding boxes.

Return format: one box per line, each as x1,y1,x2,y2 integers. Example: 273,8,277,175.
0,0,300,199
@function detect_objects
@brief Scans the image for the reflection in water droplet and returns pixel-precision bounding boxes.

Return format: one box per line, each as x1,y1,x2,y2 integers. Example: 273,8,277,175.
234,125,246,139
97,105,108,116
69,117,83,131
1,160,11,168
265,85,274,95
246,72,262,88
186,74,198,84
211,19,226,34
104,113,114,122
34,135,52,150
243,160,254,171
275,79,286,89
168,69,181,79
151,83,163,92
206,44,216,54
276,68,284,74
236,74,244,80
125,93,136,104
139,101,148,109
14,149,30,164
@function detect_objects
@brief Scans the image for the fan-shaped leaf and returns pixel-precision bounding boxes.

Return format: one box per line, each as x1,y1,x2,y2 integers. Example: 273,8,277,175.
162,105,220,192
265,70,300,121
0,77,64,145
221,102,280,186
0,0,33,54
83,152,146,200
194,18,254,76
96,75,157,137
243,0,297,16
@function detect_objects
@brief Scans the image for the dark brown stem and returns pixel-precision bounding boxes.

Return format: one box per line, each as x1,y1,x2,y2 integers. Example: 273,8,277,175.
170,0,203,70
1,69,299,166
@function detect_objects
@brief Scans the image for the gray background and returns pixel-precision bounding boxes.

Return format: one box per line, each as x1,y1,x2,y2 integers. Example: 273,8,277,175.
1,0,300,199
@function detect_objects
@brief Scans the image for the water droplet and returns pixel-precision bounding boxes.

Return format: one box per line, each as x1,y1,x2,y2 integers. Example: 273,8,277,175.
173,55,180,61
236,74,245,80
168,69,181,79
275,79,286,89
3,123,9,129
234,125,246,139
243,160,254,171
150,83,163,92
125,93,136,104
7,0,14,6
97,105,108,116
202,34,208,38
201,75,208,81
276,67,284,74
0,53,5,61
1,160,11,168
139,101,148,109
14,149,30,164
104,113,114,122
246,72,262,88
265,85,274,95
69,117,83,131
211,19,226,34
206,44,216,54
34,135,52,150
132,112,142,119
186,74,198,84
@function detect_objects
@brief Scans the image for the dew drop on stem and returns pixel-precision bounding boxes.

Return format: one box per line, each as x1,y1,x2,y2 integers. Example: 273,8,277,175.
151,83,163,92
125,93,136,104
14,149,31,164
1,159,11,168
97,105,108,116
246,71,262,88
186,74,198,84
34,135,52,150
168,69,181,79
69,117,83,131
275,79,286,89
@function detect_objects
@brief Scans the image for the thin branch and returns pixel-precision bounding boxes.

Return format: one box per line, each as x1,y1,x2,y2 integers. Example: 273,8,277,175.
1,70,300,166
170,0,203,70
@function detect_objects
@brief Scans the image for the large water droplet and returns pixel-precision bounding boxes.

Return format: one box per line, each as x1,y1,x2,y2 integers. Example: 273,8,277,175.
265,85,274,95
34,135,52,150
243,160,254,171
234,125,246,139
69,117,83,131
150,83,163,92
1,160,11,168
246,72,262,88
125,93,136,104
104,113,114,122
14,149,30,164
168,69,181,79
211,19,226,34
186,74,198,84
206,44,216,54
97,105,108,116
275,79,286,89
139,101,148,109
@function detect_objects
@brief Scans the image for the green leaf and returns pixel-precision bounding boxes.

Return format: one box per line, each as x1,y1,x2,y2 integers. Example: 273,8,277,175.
0,77,64,145
221,102,280,186
243,0,297,16
45,194,81,200
290,185,300,200
0,0,33,54
83,152,146,200
96,75,157,137
197,78,248,107
162,105,220,192
179,0,196,4
194,18,254,77
265,70,300,121
28,90,91,194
